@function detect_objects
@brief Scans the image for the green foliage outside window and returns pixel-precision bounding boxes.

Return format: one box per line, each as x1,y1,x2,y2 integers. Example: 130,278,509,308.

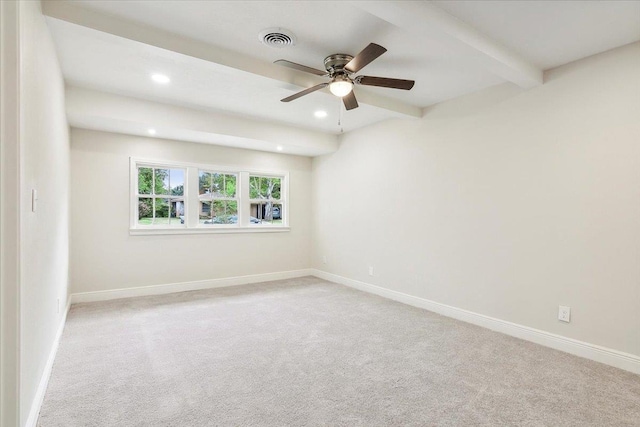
249,176,281,200
137,167,184,225
250,176,281,222
199,172,236,197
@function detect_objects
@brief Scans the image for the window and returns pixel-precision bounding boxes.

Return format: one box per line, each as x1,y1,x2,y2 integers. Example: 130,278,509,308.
199,171,238,225
250,175,283,225
130,159,288,234
136,166,185,226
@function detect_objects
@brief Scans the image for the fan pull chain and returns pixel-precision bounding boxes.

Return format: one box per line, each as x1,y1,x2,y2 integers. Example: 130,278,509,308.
338,100,344,133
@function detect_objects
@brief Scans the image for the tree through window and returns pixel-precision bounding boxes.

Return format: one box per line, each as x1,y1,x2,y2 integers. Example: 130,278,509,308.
249,175,283,224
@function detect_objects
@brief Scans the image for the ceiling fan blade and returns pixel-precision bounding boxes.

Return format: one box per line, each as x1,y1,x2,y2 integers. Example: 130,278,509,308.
342,91,359,110
281,83,328,102
274,59,327,76
344,43,387,73
355,75,415,90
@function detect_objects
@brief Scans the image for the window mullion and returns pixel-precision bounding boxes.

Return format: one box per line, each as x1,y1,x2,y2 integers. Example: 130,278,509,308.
187,167,199,228
239,172,249,227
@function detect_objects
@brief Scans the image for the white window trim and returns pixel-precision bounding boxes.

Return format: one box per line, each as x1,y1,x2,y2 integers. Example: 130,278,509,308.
131,162,188,230
130,157,290,235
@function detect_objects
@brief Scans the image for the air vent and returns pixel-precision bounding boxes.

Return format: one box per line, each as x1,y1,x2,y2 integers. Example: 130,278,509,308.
259,28,296,48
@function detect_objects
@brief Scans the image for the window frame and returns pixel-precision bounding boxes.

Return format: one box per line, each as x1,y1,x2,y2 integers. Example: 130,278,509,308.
132,162,188,230
248,174,285,225
197,170,240,227
130,158,289,235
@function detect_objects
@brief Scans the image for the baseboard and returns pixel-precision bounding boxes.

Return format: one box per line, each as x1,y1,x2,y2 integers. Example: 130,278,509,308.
70,269,314,304
28,267,638,427
25,297,72,427
311,269,640,375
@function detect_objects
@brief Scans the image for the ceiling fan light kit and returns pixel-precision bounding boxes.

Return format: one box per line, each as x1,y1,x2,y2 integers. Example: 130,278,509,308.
275,43,415,111
329,75,353,97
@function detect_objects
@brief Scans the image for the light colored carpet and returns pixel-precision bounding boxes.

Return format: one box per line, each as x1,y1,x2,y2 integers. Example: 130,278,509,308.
39,277,640,426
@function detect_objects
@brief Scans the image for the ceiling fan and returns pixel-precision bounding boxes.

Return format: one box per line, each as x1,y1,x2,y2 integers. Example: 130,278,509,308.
275,43,415,111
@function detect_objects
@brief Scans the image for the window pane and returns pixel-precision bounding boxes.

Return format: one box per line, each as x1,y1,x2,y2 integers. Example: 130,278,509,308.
251,202,283,225
224,174,237,198
249,176,261,199
226,201,238,216
211,173,224,197
271,203,282,222
153,198,170,225
270,178,281,200
212,200,226,217
170,199,184,225
138,197,153,224
139,196,181,226
155,169,170,195
199,200,213,223
138,168,153,195
199,171,237,199
250,175,281,200
201,200,238,225
199,171,211,195
170,169,184,196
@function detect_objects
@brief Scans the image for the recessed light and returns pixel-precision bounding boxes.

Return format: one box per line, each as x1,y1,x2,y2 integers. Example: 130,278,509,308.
314,110,327,118
276,145,284,151
151,74,170,84
147,128,157,135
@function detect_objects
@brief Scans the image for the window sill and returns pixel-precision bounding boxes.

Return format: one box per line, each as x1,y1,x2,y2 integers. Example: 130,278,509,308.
129,226,291,236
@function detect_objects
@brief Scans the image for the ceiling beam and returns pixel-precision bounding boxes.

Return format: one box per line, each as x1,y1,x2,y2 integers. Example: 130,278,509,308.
66,86,338,157
42,1,422,118
352,1,543,89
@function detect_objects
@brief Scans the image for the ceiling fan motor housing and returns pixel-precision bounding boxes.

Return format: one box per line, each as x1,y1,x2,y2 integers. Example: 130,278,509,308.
324,54,354,75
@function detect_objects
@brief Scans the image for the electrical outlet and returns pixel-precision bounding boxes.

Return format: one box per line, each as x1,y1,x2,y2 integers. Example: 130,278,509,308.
558,305,571,323
322,255,327,264
368,266,374,276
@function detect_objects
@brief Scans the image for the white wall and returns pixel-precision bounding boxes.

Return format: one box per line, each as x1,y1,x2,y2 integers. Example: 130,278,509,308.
312,42,640,357
1,1,22,425
70,129,312,294
19,0,70,424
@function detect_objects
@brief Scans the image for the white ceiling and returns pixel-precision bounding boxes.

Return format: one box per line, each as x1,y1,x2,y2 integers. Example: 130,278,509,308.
46,18,410,136
434,0,640,70
43,0,640,155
